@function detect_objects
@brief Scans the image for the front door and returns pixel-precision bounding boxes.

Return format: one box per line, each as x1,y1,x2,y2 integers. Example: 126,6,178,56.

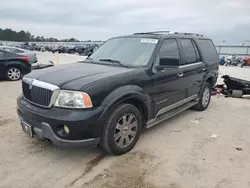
149,39,186,117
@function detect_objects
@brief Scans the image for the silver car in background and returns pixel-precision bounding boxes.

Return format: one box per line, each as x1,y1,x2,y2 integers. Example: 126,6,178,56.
0,46,38,64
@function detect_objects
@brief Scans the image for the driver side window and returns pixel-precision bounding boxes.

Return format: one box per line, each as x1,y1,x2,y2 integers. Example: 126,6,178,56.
155,39,180,67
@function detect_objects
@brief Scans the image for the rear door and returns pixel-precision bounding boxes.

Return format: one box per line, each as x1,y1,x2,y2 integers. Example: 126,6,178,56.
178,38,206,97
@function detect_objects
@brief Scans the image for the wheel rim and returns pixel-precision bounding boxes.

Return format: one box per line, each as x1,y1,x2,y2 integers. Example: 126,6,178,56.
8,68,21,80
202,87,210,107
114,113,138,148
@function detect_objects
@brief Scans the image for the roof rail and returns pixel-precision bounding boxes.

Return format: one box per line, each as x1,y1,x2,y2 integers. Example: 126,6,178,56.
174,32,204,37
133,31,171,35
133,31,203,37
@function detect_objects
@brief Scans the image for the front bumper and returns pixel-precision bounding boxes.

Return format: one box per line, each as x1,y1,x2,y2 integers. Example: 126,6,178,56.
17,95,104,147
32,122,100,147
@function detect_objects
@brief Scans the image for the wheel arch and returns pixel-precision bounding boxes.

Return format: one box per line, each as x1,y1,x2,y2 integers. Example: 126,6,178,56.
204,74,217,87
6,63,21,70
99,85,152,129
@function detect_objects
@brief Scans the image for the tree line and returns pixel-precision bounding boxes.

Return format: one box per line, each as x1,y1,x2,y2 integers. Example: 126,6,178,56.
0,28,80,42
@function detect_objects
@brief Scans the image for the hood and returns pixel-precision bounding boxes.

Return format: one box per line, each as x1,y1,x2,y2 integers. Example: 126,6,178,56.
25,62,134,90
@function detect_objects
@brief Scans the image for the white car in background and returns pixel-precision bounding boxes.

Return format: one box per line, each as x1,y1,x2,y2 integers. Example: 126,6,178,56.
0,46,38,65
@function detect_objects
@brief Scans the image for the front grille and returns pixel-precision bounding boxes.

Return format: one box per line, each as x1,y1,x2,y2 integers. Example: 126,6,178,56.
22,80,55,107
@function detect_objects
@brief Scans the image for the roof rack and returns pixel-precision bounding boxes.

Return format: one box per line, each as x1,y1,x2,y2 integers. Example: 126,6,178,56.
133,31,170,35
133,31,203,37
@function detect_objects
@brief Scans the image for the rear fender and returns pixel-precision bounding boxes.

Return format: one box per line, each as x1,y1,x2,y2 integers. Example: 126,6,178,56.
204,72,217,87
6,61,31,74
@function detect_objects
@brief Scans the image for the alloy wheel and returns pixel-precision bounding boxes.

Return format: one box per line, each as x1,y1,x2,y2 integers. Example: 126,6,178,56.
8,68,21,80
202,87,210,107
114,113,138,148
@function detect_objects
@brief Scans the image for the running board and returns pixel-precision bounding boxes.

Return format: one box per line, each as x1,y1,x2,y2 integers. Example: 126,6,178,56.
146,101,197,129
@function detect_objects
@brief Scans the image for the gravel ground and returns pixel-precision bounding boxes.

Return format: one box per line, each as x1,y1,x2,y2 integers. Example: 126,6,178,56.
0,52,250,188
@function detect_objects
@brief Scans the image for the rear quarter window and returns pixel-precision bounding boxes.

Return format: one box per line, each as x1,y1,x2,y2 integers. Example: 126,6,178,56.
197,39,219,62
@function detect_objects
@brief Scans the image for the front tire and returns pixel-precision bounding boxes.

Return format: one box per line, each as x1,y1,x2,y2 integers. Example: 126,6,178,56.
193,82,212,111
100,104,142,155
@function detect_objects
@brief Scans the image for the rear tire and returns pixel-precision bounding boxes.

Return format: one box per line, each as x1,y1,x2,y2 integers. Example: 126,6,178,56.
100,104,142,155
5,67,22,81
193,82,212,111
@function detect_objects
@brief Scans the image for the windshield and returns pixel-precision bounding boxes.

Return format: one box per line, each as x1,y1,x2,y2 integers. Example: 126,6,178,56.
89,37,158,67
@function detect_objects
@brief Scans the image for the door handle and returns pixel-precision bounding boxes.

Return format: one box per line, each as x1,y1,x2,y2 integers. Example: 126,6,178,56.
201,67,206,71
177,72,184,77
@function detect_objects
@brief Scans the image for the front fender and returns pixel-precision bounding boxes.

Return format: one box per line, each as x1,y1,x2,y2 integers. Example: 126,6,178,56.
99,85,152,122
101,85,148,106
6,61,31,74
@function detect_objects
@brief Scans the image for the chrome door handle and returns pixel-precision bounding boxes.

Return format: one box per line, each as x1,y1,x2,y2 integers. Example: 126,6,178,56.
178,72,184,77
201,67,206,71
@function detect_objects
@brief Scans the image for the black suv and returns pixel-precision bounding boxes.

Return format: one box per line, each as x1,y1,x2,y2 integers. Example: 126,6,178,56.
17,31,219,155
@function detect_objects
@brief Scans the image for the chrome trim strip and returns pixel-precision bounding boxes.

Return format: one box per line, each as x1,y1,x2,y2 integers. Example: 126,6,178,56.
179,62,202,69
23,79,59,91
22,77,33,84
156,94,197,117
147,95,198,126
156,98,168,105
146,101,197,129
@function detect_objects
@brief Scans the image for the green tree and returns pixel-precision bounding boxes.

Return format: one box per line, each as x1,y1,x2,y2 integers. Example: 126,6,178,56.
0,28,83,42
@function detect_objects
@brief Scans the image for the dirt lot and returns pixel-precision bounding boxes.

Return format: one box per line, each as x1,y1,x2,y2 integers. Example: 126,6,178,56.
1,52,250,188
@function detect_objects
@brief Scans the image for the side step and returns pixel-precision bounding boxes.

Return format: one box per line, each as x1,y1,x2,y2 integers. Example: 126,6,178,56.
146,101,197,129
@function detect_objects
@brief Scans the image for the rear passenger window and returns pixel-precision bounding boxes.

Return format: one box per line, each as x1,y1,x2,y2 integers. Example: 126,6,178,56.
192,41,201,62
197,39,219,62
180,39,198,65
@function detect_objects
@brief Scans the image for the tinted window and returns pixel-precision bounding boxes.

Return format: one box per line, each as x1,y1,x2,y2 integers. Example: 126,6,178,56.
158,39,180,66
197,39,219,62
180,39,197,65
192,41,201,62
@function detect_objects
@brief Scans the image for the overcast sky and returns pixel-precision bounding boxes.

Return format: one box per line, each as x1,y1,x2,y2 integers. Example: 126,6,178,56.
1,0,250,44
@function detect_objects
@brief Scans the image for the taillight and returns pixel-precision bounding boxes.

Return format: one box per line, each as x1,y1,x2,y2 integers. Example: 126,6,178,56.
19,56,30,62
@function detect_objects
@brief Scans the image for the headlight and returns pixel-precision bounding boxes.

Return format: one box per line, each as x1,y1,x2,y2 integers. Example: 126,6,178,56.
54,90,93,109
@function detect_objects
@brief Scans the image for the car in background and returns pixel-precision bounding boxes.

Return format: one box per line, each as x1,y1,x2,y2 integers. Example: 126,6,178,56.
241,57,250,68
0,49,31,81
0,46,38,65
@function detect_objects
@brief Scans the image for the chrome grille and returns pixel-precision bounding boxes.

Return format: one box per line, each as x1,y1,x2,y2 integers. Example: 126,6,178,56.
22,78,59,108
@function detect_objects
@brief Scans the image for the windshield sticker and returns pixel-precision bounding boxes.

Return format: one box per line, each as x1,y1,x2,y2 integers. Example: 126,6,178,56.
141,39,158,44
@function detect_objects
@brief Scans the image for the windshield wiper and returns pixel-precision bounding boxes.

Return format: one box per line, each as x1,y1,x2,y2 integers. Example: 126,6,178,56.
99,58,129,68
